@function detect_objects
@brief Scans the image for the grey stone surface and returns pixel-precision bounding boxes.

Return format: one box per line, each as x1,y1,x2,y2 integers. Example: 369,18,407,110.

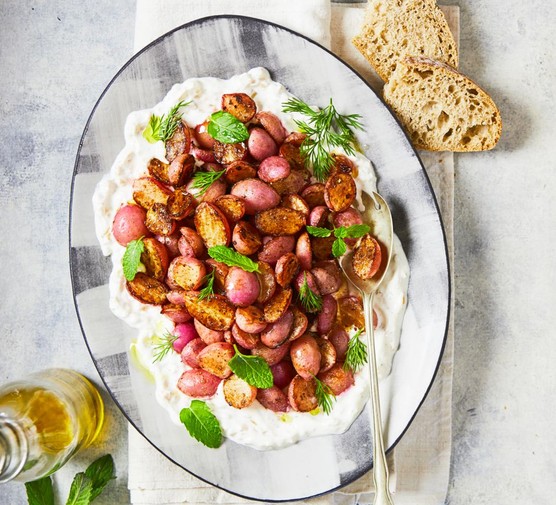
1,1,555,504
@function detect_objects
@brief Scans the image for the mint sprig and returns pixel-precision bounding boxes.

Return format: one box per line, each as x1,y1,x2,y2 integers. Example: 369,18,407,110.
228,345,273,388
306,224,370,257
25,454,115,505
180,400,222,448
334,224,370,239
207,245,260,272
207,111,249,144
122,238,144,281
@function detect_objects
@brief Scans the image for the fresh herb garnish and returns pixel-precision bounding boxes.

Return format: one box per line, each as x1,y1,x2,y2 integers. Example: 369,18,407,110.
343,328,368,373
228,345,273,388
180,400,222,448
83,454,116,502
25,477,54,505
207,110,249,144
207,245,260,273
143,100,191,144
298,272,323,313
190,169,226,197
66,472,92,505
334,224,371,239
282,97,364,182
152,332,178,363
25,454,115,505
332,238,347,258
314,376,336,415
306,225,332,238
306,224,371,258
122,238,145,281
198,268,216,301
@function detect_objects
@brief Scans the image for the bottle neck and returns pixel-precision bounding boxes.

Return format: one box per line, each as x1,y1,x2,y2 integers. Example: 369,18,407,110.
0,415,28,483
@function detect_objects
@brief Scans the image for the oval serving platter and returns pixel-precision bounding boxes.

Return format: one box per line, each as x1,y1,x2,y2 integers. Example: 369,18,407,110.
69,15,450,502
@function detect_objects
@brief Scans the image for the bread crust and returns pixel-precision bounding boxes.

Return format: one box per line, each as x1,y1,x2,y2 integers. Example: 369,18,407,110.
383,57,502,151
353,0,458,82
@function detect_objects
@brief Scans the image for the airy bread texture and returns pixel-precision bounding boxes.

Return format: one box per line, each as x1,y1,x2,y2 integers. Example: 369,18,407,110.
353,0,458,82
383,57,502,151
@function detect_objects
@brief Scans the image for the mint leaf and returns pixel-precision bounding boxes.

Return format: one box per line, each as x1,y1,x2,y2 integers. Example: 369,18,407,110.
208,245,260,272
342,224,371,239
333,227,348,239
207,111,249,144
306,225,332,238
84,454,116,501
26,455,115,505
228,345,273,388
65,472,93,505
25,477,54,505
122,238,144,281
180,400,222,448
332,237,347,257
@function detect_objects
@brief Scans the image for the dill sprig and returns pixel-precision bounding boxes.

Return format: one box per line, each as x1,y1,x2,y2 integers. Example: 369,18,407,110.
343,328,368,373
298,272,323,313
152,331,178,363
143,99,191,144
198,268,216,301
314,376,336,415
282,97,364,181
190,169,226,197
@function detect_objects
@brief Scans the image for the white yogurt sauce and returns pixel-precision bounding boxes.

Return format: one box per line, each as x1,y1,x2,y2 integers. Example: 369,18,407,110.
93,68,409,450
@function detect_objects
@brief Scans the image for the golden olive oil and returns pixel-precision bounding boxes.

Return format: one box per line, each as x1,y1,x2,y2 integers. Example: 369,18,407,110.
0,369,104,482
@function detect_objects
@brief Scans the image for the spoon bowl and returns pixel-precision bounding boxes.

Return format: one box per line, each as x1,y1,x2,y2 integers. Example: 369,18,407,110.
340,191,394,294
339,191,395,505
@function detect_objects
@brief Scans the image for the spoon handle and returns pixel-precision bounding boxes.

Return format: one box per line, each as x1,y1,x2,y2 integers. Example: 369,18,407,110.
363,293,395,505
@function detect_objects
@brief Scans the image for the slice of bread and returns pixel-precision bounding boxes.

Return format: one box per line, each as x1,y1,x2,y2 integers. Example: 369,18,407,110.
353,0,458,82
383,57,502,151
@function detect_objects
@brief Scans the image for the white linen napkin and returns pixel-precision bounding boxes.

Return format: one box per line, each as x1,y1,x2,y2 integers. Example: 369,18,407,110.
133,0,331,53
129,2,457,504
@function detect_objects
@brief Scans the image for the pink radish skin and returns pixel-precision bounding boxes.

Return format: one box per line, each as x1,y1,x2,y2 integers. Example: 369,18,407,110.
113,205,150,246
177,369,221,397
248,128,278,161
270,360,296,389
172,321,199,353
258,156,291,183
225,267,260,307
181,338,207,368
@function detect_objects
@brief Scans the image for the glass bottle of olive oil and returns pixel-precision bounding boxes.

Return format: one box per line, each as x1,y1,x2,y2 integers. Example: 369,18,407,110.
0,369,104,483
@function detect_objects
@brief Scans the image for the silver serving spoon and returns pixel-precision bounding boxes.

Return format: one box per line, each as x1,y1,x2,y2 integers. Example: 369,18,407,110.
340,191,395,505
